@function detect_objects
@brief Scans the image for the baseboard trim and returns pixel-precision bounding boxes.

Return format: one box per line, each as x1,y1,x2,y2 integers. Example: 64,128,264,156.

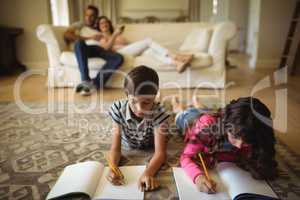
254,59,279,69
23,61,48,69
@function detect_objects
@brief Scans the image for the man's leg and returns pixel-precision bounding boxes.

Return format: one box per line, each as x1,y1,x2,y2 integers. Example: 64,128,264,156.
91,50,124,88
74,40,91,82
74,43,123,92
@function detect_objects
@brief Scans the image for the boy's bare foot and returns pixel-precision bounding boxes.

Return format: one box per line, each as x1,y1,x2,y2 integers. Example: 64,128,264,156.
192,96,203,108
171,96,186,113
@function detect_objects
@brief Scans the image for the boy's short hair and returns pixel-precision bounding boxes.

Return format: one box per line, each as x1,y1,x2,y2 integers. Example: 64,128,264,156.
87,5,99,16
124,65,159,96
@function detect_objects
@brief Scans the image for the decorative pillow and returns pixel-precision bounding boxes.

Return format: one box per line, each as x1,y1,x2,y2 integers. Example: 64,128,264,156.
179,29,212,52
117,38,151,56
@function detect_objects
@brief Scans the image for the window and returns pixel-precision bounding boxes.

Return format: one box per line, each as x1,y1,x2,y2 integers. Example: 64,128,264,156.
50,0,70,26
213,0,218,15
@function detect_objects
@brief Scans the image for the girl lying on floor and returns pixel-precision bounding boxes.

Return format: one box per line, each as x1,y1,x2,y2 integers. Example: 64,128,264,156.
172,96,278,193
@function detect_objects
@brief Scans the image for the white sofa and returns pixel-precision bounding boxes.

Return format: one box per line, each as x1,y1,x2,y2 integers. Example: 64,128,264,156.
37,22,236,89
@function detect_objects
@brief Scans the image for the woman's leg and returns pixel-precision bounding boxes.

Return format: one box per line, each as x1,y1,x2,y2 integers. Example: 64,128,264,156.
146,40,194,73
117,38,152,56
143,41,173,65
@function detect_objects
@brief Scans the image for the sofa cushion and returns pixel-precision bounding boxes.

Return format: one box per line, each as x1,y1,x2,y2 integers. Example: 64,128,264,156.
134,52,212,71
190,52,213,67
179,28,212,52
60,51,106,70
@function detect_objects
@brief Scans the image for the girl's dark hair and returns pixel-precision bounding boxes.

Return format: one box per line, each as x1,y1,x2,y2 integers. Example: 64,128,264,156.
124,65,159,96
223,97,277,180
96,16,114,34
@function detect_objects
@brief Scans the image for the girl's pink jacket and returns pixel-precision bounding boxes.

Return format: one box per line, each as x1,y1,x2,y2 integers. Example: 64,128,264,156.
180,114,252,183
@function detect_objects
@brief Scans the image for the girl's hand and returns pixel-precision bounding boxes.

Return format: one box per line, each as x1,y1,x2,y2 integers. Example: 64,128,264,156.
138,172,160,191
195,175,217,194
106,169,124,186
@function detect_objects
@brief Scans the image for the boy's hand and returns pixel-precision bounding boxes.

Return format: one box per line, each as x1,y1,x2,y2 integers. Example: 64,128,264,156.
195,175,217,194
138,172,160,191
106,169,124,185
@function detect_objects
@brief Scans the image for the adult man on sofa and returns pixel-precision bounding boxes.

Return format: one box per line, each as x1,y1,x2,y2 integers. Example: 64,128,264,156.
64,5,124,96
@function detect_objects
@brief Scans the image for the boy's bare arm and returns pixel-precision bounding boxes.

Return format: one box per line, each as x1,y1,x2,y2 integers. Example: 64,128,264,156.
109,122,122,166
107,122,124,185
144,123,167,176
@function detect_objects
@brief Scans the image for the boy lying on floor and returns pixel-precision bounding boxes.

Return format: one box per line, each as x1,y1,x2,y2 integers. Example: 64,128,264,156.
107,65,170,191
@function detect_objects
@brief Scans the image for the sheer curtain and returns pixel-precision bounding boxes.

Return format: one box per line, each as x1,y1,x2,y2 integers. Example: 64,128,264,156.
188,0,201,22
105,0,119,25
68,0,119,25
50,0,70,26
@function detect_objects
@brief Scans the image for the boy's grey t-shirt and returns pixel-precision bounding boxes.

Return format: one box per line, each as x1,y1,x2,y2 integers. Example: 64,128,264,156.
108,100,170,150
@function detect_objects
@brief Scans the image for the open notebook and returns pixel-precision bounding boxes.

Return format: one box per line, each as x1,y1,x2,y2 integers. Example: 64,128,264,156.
46,161,145,200
173,162,279,200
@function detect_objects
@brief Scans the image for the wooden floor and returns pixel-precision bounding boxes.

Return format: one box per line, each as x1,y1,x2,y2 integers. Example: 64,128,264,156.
0,54,299,155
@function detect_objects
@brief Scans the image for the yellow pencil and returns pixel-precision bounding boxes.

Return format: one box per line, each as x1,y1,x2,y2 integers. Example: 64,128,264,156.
105,155,124,179
115,166,124,179
198,153,211,182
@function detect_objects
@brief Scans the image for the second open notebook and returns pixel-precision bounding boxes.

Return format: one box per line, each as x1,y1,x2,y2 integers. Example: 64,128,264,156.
173,162,279,200
46,161,145,200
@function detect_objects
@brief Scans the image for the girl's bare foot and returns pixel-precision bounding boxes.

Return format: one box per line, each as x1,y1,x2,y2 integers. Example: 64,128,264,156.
171,96,186,113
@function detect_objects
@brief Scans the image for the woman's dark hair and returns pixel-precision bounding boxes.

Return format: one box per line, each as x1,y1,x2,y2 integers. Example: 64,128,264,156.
223,97,277,180
96,16,114,34
124,65,159,96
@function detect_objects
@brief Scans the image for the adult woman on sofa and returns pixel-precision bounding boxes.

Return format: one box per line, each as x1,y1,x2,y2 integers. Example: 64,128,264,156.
96,16,128,52
96,16,193,73
65,7,124,96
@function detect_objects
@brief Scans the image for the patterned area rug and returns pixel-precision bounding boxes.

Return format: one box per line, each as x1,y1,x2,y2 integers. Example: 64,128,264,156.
0,102,299,200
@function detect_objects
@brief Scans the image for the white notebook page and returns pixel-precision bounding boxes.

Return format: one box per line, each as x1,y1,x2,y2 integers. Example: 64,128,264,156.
46,161,104,200
216,162,278,199
93,165,145,200
173,167,230,200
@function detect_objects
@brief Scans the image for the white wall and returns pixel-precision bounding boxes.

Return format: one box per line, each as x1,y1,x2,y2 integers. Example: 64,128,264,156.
201,0,249,52
227,0,249,52
255,0,297,68
247,0,261,68
247,0,297,68
0,0,51,69
119,0,188,19
200,0,213,22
